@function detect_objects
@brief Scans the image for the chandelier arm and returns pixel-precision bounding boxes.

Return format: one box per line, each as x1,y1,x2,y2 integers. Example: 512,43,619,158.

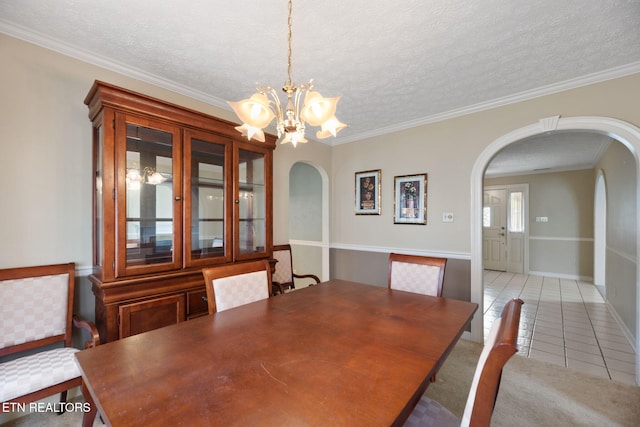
268,87,284,123
293,86,305,124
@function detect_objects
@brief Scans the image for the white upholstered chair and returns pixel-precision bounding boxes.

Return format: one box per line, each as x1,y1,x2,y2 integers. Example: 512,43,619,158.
202,260,272,314
271,244,320,295
0,262,99,412
388,253,447,297
403,298,524,427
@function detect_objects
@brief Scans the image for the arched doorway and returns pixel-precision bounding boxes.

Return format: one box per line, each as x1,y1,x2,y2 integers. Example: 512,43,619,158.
594,171,607,291
470,116,640,384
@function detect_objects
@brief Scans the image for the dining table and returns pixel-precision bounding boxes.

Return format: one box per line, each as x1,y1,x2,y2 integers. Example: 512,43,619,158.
75,279,478,426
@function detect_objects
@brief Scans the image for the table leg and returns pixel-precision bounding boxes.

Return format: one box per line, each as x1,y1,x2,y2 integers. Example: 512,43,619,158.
81,380,98,427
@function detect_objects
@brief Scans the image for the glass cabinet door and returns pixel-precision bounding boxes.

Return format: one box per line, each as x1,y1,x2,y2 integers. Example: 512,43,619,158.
117,114,182,276
184,129,232,266
236,146,270,259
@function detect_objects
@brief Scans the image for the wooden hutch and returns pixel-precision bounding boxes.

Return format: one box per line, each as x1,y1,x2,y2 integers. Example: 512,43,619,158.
85,81,276,343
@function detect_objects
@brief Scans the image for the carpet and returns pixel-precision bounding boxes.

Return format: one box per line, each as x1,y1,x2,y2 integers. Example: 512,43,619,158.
424,339,640,427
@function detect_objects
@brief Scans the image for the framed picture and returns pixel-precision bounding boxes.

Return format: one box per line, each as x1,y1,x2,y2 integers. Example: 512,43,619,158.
394,173,427,224
355,169,381,215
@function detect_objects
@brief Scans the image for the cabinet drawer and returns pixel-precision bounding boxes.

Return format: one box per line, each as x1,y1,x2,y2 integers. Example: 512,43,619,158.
187,289,209,318
119,294,186,338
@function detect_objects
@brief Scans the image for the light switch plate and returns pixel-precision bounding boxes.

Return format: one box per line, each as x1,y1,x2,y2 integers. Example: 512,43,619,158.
442,212,454,222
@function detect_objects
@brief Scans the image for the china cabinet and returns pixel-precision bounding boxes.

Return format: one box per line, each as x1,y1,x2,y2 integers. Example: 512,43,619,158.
85,81,275,342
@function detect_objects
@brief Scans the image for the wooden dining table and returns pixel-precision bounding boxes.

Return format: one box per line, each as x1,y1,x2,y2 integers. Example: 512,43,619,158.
75,279,478,426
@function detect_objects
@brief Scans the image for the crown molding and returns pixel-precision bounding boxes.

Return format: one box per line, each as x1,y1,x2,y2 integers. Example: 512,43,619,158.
332,61,640,145
3,20,640,146
0,19,231,111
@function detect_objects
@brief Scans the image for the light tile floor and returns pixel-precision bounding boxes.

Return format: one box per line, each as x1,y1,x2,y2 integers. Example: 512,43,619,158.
483,270,637,386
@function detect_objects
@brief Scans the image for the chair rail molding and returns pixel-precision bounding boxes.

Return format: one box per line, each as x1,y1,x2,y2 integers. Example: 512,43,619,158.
329,242,471,261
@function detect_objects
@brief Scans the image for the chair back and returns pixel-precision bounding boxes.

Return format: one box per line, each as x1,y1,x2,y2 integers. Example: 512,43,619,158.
202,260,272,314
272,244,295,286
388,253,446,297
461,298,523,427
0,263,75,356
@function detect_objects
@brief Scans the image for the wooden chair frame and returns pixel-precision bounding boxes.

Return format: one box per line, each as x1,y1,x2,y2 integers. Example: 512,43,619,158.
272,244,320,294
403,298,523,427
464,297,523,426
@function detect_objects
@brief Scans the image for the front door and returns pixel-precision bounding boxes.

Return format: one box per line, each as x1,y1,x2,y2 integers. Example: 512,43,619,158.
483,188,507,271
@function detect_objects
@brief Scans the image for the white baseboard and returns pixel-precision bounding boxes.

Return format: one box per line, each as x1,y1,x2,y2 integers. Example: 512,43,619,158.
528,270,593,282
604,300,637,351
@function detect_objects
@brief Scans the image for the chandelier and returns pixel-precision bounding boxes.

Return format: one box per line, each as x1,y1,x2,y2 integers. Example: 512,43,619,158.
227,0,346,147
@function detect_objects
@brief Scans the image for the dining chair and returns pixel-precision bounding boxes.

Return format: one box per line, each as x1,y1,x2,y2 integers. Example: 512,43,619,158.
388,253,447,297
0,262,100,414
202,260,272,314
403,298,524,427
271,244,320,295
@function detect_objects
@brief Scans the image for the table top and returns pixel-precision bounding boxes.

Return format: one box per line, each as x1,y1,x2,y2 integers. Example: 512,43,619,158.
76,280,477,426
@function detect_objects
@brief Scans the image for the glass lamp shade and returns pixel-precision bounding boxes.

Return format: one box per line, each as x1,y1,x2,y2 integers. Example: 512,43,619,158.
281,131,308,147
234,124,266,142
300,91,340,127
227,93,275,129
126,169,142,183
126,169,142,190
316,116,347,139
147,171,167,185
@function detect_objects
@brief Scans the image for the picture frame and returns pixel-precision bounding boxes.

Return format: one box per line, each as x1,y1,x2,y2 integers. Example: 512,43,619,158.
394,173,427,224
355,169,381,215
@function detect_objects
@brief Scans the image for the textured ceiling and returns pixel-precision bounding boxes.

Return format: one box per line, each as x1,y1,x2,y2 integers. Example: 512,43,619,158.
485,132,613,177
1,0,639,173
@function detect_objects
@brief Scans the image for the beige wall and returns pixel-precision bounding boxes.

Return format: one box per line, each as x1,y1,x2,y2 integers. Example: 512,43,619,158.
0,33,334,321
1,32,638,340
0,34,239,270
329,78,640,254
595,141,637,334
0,33,332,264
485,169,595,278
328,72,640,340
271,139,331,245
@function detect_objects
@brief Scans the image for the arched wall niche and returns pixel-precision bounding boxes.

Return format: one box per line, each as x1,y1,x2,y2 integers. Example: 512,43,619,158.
288,160,330,280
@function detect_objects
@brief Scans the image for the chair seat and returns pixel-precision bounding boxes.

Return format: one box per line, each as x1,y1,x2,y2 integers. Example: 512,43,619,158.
403,395,460,427
0,347,80,401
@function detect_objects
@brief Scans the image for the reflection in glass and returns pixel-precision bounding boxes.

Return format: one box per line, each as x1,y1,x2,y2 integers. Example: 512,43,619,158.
125,124,174,266
95,125,104,268
190,139,225,260
238,149,265,254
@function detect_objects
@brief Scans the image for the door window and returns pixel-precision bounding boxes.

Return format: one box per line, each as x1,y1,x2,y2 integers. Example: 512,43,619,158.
509,191,524,233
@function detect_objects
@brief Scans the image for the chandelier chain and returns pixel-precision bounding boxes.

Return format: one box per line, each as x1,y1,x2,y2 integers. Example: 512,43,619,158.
285,0,294,88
